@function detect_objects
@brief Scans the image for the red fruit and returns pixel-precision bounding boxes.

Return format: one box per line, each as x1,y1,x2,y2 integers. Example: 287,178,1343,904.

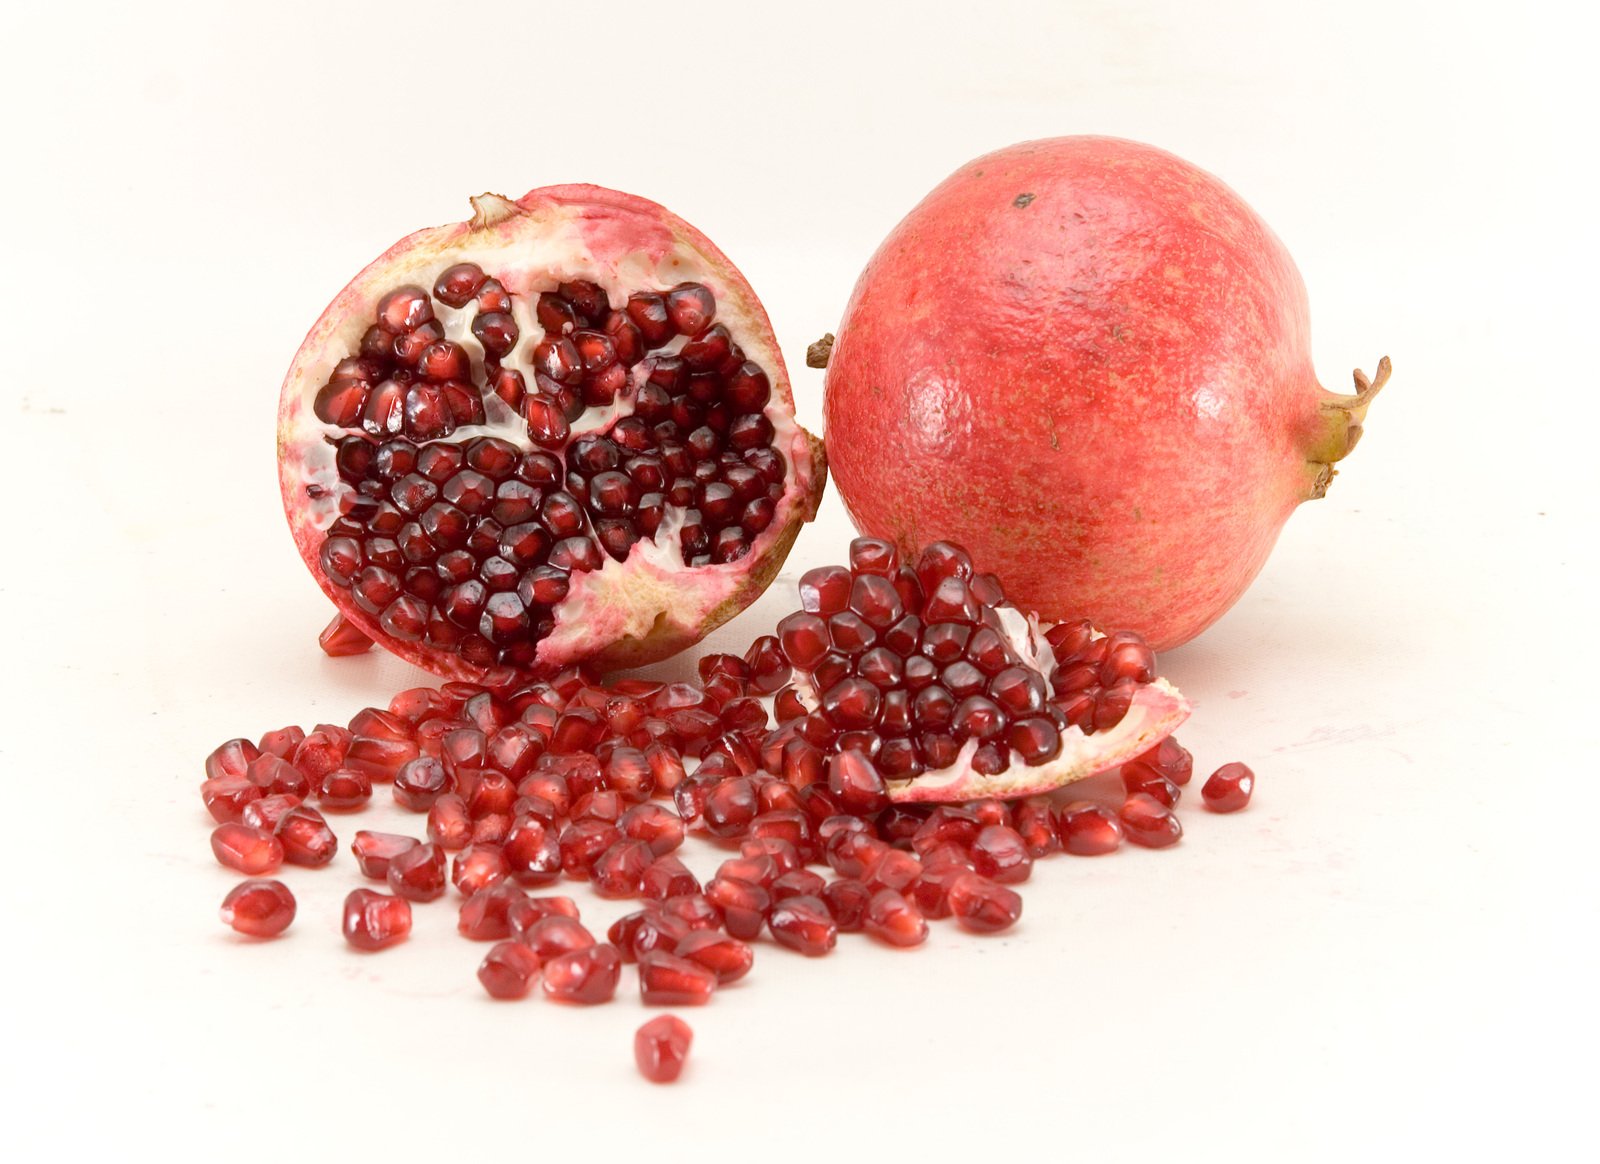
635,1015,693,1084
387,842,448,901
1135,735,1194,786
521,915,596,962
279,186,824,685
767,895,837,957
275,806,337,866
458,883,529,941
864,889,928,948
1120,792,1184,848
452,843,510,895
220,879,296,938
542,943,622,1005
210,824,284,875
1057,801,1124,856
946,872,1023,934
478,940,543,1000
1202,762,1255,812
969,825,1033,884
673,931,754,984
820,136,1389,650
638,951,718,1006
350,830,417,878
342,889,412,951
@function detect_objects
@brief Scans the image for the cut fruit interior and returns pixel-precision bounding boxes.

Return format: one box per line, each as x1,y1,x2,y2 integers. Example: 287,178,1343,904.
772,539,1192,802
279,185,825,684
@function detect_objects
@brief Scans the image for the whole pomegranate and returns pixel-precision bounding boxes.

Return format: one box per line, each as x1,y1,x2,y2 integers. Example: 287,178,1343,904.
278,185,825,683
819,137,1388,650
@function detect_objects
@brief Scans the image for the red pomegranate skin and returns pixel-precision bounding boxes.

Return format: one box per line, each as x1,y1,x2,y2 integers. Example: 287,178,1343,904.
823,136,1382,650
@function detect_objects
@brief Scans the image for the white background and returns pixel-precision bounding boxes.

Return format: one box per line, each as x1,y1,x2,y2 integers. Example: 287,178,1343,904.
3,0,1595,1158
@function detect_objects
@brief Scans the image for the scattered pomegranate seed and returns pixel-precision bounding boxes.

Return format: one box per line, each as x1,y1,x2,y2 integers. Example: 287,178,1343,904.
350,830,418,878
478,941,543,1000
342,889,412,951
673,931,754,984
946,873,1023,934
1056,802,1124,855
1119,792,1183,848
1202,762,1255,812
634,1015,693,1083
210,823,284,875
638,951,718,1006
220,879,296,938
542,943,622,1005
768,895,837,956
387,841,448,901
864,889,929,947
275,806,338,866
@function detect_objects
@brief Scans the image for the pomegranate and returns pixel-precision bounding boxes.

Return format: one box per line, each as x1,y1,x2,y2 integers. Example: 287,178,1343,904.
279,185,825,684
772,538,1190,801
817,136,1389,650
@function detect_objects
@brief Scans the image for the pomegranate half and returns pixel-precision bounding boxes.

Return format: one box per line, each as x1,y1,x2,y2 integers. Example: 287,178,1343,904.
279,185,825,683
819,136,1388,651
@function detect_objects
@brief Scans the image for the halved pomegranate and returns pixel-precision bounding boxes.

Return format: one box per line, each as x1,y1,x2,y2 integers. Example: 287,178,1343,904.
279,185,826,684
773,538,1190,802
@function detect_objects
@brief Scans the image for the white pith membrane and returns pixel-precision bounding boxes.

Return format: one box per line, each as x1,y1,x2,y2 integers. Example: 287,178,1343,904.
789,606,1192,803
278,189,823,682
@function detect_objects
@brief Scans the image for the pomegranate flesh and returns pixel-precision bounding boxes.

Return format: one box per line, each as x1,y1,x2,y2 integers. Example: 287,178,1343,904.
280,185,825,684
774,538,1190,801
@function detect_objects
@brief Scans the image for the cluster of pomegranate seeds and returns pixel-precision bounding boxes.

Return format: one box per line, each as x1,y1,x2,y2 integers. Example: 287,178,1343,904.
202,539,1256,1080
311,272,790,669
768,538,1164,783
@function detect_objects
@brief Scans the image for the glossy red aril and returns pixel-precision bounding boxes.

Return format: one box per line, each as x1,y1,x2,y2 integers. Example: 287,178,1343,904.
458,884,530,940
820,136,1389,650
638,951,718,1006
478,940,543,1000
946,873,1023,933
387,842,449,901
542,943,622,1004
1202,762,1255,812
767,895,837,956
275,806,337,866
1120,792,1184,848
864,890,928,947
1057,802,1124,855
673,931,754,984
280,186,824,686
635,1015,694,1083
342,889,412,950
220,880,296,938
210,824,284,875
350,830,417,878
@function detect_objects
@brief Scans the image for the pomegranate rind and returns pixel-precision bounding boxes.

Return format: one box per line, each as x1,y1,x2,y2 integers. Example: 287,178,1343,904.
278,185,825,683
885,679,1190,803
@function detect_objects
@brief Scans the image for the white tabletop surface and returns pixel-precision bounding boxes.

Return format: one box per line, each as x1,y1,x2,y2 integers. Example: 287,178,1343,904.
3,1,1594,1159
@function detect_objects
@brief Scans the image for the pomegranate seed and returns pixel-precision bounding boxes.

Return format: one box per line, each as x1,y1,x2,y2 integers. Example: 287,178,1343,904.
673,931,754,984
771,869,828,902
342,889,412,951
220,879,296,937
1057,802,1124,855
394,756,454,810
1135,736,1195,785
201,776,263,824
210,823,284,875
825,828,889,879
427,793,474,849
452,843,510,894
822,878,873,931
864,889,929,947
316,767,374,811
909,862,969,920
767,895,837,956
246,753,312,799
240,793,303,833
350,830,418,878
661,893,723,932
506,895,581,939
1202,762,1255,812
639,951,718,1006
458,883,529,940
970,825,1033,884
205,738,261,781
521,914,596,962
777,611,830,668
319,613,374,656
542,943,622,1005
275,806,337,866
1014,798,1062,858
703,876,771,941
946,873,1023,934
828,749,889,815
1122,761,1181,808
642,855,701,901
478,940,543,1000
911,806,982,855
635,1015,694,1084
593,839,655,898
1119,793,1183,848
387,841,448,901
865,848,924,894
